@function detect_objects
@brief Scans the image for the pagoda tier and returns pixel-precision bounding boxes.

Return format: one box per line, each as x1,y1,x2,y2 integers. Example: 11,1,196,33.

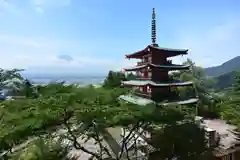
121,80,195,103
125,45,188,59
122,80,193,87
124,63,190,72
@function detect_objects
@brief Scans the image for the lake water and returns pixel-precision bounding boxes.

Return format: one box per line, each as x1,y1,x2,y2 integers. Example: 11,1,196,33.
29,76,105,85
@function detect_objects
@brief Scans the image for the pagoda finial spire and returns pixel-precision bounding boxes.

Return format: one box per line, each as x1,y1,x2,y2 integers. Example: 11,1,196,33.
151,8,157,46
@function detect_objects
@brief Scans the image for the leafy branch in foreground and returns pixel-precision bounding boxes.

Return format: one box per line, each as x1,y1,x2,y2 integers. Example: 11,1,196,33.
6,137,70,160
0,82,209,159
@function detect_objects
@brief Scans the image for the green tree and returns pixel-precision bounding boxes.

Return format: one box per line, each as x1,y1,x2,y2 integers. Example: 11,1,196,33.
171,59,221,118
125,72,136,80
233,71,240,93
149,121,211,160
6,138,69,160
0,77,209,160
103,70,136,89
220,71,240,129
103,71,124,88
0,68,25,96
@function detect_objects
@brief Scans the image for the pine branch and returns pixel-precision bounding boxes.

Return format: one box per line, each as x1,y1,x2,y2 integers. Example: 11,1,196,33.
63,122,103,160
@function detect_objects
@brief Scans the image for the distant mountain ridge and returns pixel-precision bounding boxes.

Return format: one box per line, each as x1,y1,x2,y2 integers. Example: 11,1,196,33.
204,56,240,89
211,71,237,90
204,56,240,77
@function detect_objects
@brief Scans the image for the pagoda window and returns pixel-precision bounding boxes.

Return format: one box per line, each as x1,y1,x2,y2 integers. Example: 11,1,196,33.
136,71,141,77
148,72,152,78
147,86,151,93
144,71,148,78
143,57,148,63
148,56,152,62
133,86,138,91
139,87,143,92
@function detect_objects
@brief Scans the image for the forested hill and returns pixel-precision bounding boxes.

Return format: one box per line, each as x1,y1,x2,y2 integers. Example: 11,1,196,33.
211,71,237,90
203,56,240,89
204,56,240,77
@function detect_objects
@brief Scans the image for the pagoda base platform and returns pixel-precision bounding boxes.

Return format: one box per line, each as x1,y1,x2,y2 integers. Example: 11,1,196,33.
119,94,198,106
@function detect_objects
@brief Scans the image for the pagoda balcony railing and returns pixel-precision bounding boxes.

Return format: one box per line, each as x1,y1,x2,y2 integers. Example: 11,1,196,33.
136,77,151,80
137,59,152,66
134,90,151,98
137,60,172,66
135,73,152,80
137,61,147,66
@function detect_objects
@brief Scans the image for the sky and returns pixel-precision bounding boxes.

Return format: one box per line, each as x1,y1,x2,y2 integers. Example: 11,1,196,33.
0,0,239,76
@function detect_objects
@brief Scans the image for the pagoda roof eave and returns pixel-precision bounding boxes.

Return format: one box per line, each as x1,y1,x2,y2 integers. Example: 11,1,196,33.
125,46,149,59
159,98,199,106
124,63,190,71
124,64,147,71
122,80,194,87
149,45,188,54
125,45,188,59
118,94,198,106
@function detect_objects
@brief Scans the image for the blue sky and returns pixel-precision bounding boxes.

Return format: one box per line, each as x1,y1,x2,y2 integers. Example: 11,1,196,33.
0,0,239,75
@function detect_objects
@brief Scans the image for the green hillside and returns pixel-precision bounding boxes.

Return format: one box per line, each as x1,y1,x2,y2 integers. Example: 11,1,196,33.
204,56,240,90
204,56,240,77
212,71,237,90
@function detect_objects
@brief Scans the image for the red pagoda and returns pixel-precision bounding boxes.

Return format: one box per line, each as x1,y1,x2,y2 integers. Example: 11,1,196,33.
119,8,198,106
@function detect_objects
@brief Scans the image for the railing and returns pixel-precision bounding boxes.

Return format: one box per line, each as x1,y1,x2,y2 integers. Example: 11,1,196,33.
135,72,152,80
134,90,151,98
137,59,172,66
137,57,152,66
137,61,148,66
136,77,151,80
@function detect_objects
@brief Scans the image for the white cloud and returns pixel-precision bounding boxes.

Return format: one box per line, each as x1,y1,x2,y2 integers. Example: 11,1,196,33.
1,1,239,74
0,0,22,14
0,0,9,9
174,18,240,67
32,0,71,7
1,16,239,75
0,0,71,14
35,6,44,13
0,34,134,75
30,0,71,13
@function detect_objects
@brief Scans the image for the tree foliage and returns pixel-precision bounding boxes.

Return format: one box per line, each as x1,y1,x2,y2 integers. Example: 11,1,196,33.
0,68,25,95
6,138,70,160
0,82,210,159
171,59,222,118
149,122,208,160
103,71,125,88
0,66,213,159
103,71,136,89
220,71,240,129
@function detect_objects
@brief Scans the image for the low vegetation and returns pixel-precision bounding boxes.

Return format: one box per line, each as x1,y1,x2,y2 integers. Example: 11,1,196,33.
0,59,239,160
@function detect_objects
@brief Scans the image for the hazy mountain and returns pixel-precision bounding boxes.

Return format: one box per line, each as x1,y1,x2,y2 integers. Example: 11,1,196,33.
212,71,237,90
19,72,106,85
203,56,240,89
204,56,240,77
